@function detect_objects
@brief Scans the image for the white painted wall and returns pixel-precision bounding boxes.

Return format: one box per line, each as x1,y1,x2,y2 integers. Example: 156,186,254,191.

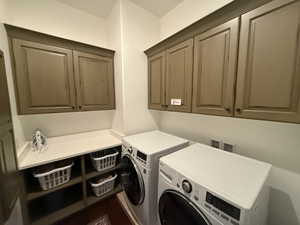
121,0,161,135
4,0,108,47
158,1,300,224
107,0,125,134
160,0,233,40
1,0,116,145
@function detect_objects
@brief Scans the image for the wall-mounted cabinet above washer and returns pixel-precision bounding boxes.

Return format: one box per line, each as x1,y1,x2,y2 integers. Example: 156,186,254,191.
145,0,300,124
6,24,115,115
147,39,193,112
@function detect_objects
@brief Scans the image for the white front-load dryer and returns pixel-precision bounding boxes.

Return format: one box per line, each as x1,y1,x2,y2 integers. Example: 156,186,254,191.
119,131,189,225
158,143,272,225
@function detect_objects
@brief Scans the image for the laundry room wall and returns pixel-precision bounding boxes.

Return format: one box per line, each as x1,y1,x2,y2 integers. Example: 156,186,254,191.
156,1,300,224
2,0,115,144
107,0,161,136
107,0,125,134
159,0,234,40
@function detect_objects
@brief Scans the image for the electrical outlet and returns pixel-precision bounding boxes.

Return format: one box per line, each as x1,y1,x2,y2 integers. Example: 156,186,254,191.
222,143,235,153
211,140,221,149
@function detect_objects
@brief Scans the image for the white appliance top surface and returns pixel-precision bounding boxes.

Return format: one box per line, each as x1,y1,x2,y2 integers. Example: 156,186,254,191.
123,131,189,155
160,143,272,209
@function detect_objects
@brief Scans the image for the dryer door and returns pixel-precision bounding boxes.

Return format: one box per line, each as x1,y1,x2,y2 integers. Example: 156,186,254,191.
159,190,211,225
120,154,145,206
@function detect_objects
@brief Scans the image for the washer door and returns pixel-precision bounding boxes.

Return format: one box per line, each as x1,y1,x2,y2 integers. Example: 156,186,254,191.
159,190,211,225
120,155,145,205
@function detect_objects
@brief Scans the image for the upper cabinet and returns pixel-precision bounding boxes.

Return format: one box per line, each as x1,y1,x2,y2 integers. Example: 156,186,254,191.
12,39,76,114
147,39,193,112
6,25,115,115
166,39,194,112
192,18,239,116
235,0,300,123
148,52,166,110
73,51,115,111
146,0,300,124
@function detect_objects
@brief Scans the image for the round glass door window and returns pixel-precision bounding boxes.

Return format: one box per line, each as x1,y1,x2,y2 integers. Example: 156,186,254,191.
159,190,211,225
120,155,145,205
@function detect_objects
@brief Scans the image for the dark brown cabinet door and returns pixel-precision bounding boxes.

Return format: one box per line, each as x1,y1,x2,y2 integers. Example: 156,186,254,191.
0,52,11,126
235,0,300,123
148,52,166,110
192,18,239,116
73,51,115,111
0,50,19,223
166,39,194,112
12,39,76,114
0,127,19,220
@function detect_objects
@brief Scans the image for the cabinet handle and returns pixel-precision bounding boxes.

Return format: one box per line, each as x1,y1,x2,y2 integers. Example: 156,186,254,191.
161,104,168,107
79,106,82,110
225,108,231,112
236,108,242,113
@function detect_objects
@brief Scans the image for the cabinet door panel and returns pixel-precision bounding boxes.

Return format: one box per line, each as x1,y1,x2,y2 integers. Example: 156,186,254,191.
166,39,193,112
0,127,19,221
12,39,76,114
148,52,165,110
74,51,115,111
193,18,239,116
0,52,11,126
236,0,300,123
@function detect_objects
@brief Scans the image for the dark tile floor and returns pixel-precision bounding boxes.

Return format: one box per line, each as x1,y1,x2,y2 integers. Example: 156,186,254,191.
55,196,133,225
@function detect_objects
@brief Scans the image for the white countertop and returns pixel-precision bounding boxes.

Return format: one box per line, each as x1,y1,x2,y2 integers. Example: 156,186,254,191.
18,129,123,170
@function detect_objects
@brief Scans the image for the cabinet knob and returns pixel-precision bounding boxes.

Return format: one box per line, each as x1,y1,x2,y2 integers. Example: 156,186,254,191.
236,108,242,113
79,106,82,110
225,108,231,112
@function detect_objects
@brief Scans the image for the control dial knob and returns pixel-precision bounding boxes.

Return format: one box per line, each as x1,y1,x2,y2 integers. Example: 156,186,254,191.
182,180,192,193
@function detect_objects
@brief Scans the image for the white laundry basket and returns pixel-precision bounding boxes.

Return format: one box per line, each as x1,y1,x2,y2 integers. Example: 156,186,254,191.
90,174,118,197
90,150,119,172
33,162,73,191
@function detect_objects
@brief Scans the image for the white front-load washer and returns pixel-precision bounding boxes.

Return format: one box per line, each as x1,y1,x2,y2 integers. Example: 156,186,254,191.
158,143,272,225
120,131,189,225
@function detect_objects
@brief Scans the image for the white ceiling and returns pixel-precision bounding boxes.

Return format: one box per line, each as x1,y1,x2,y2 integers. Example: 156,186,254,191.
57,0,117,18
56,0,183,18
129,0,183,17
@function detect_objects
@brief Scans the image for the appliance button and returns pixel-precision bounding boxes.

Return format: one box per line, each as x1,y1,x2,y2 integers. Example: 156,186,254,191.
194,196,199,201
221,214,229,221
182,180,192,193
212,209,220,216
204,203,211,210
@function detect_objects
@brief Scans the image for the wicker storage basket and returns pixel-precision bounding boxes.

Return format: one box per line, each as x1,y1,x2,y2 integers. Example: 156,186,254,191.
90,174,118,197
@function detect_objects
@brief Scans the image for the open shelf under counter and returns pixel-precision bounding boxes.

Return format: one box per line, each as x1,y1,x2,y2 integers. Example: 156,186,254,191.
86,164,122,180
28,183,84,225
87,184,123,207
27,176,83,201
31,201,85,225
